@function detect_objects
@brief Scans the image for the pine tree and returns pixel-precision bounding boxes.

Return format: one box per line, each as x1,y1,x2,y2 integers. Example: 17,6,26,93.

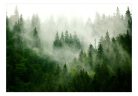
79,49,84,62
69,33,73,46
88,44,93,67
61,32,65,42
56,32,60,41
73,32,81,49
63,64,67,73
105,31,110,49
33,27,40,48
116,7,120,18
65,30,69,44
97,42,103,59
53,32,62,48
105,31,110,42
125,7,132,36
12,15,24,49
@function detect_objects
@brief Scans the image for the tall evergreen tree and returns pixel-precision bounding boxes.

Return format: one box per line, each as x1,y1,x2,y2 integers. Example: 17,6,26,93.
125,7,132,36
97,42,103,59
88,44,93,67
69,33,73,46
116,7,120,17
65,30,69,44
105,31,110,42
53,32,62,48
63,64,67,73
105,31,110,49
33,27,40,48
73,32,81,49
61,32,65,42
79,49,84,62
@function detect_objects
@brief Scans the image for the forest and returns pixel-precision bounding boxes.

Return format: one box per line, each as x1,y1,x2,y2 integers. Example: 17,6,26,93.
6,7,132,92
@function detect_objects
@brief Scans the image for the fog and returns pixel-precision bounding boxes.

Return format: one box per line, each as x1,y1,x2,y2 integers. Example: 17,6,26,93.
7,5,131,66
6,3,132,91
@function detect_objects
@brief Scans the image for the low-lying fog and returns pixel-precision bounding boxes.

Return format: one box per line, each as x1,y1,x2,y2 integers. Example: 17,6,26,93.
7,4,130,64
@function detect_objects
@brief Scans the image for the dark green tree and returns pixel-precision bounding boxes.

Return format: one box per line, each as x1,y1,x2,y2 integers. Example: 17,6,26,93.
71,69,91,91
97,42,103,59
125,7,132,36
33,27,40,48
88,44,93,67
73,32,81,49
79,49,84,62
53,32,62,48
63,64,67,73
105,31,110,43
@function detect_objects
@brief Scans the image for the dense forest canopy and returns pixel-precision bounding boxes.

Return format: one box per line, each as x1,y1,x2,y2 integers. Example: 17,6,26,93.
6,6,132,92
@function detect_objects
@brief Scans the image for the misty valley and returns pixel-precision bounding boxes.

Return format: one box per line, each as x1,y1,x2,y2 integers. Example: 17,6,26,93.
6,6,132,92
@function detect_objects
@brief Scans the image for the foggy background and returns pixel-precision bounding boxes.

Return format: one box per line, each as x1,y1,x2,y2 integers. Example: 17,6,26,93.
6,4,131,64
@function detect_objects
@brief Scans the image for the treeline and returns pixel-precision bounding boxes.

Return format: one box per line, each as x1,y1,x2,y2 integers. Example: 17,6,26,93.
69,8,132,91
91,7,129,38
53,31,81,49
6,7,132,92
6,14,63,91
69,31,131,91
69,7,132,91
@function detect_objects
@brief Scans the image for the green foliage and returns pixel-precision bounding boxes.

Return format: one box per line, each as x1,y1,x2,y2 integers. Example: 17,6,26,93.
88,44,93,67
6,7,132,92
6,16,61,92
97,42,103,59
71,69,91,91
33,27,41,48
105,31,110,43
53,31,81,49
125,7,132,36
53,32,62,48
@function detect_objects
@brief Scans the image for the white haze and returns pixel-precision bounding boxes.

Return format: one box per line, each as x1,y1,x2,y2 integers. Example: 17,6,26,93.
7,4,130,21
6,4,131,64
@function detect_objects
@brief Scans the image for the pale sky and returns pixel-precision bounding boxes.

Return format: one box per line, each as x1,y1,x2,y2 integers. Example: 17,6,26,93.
6,3,131,21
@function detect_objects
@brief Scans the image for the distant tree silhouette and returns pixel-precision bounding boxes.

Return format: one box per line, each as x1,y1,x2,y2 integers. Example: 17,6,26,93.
97,42,103,59
33,27,40,48
88,44,93,67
